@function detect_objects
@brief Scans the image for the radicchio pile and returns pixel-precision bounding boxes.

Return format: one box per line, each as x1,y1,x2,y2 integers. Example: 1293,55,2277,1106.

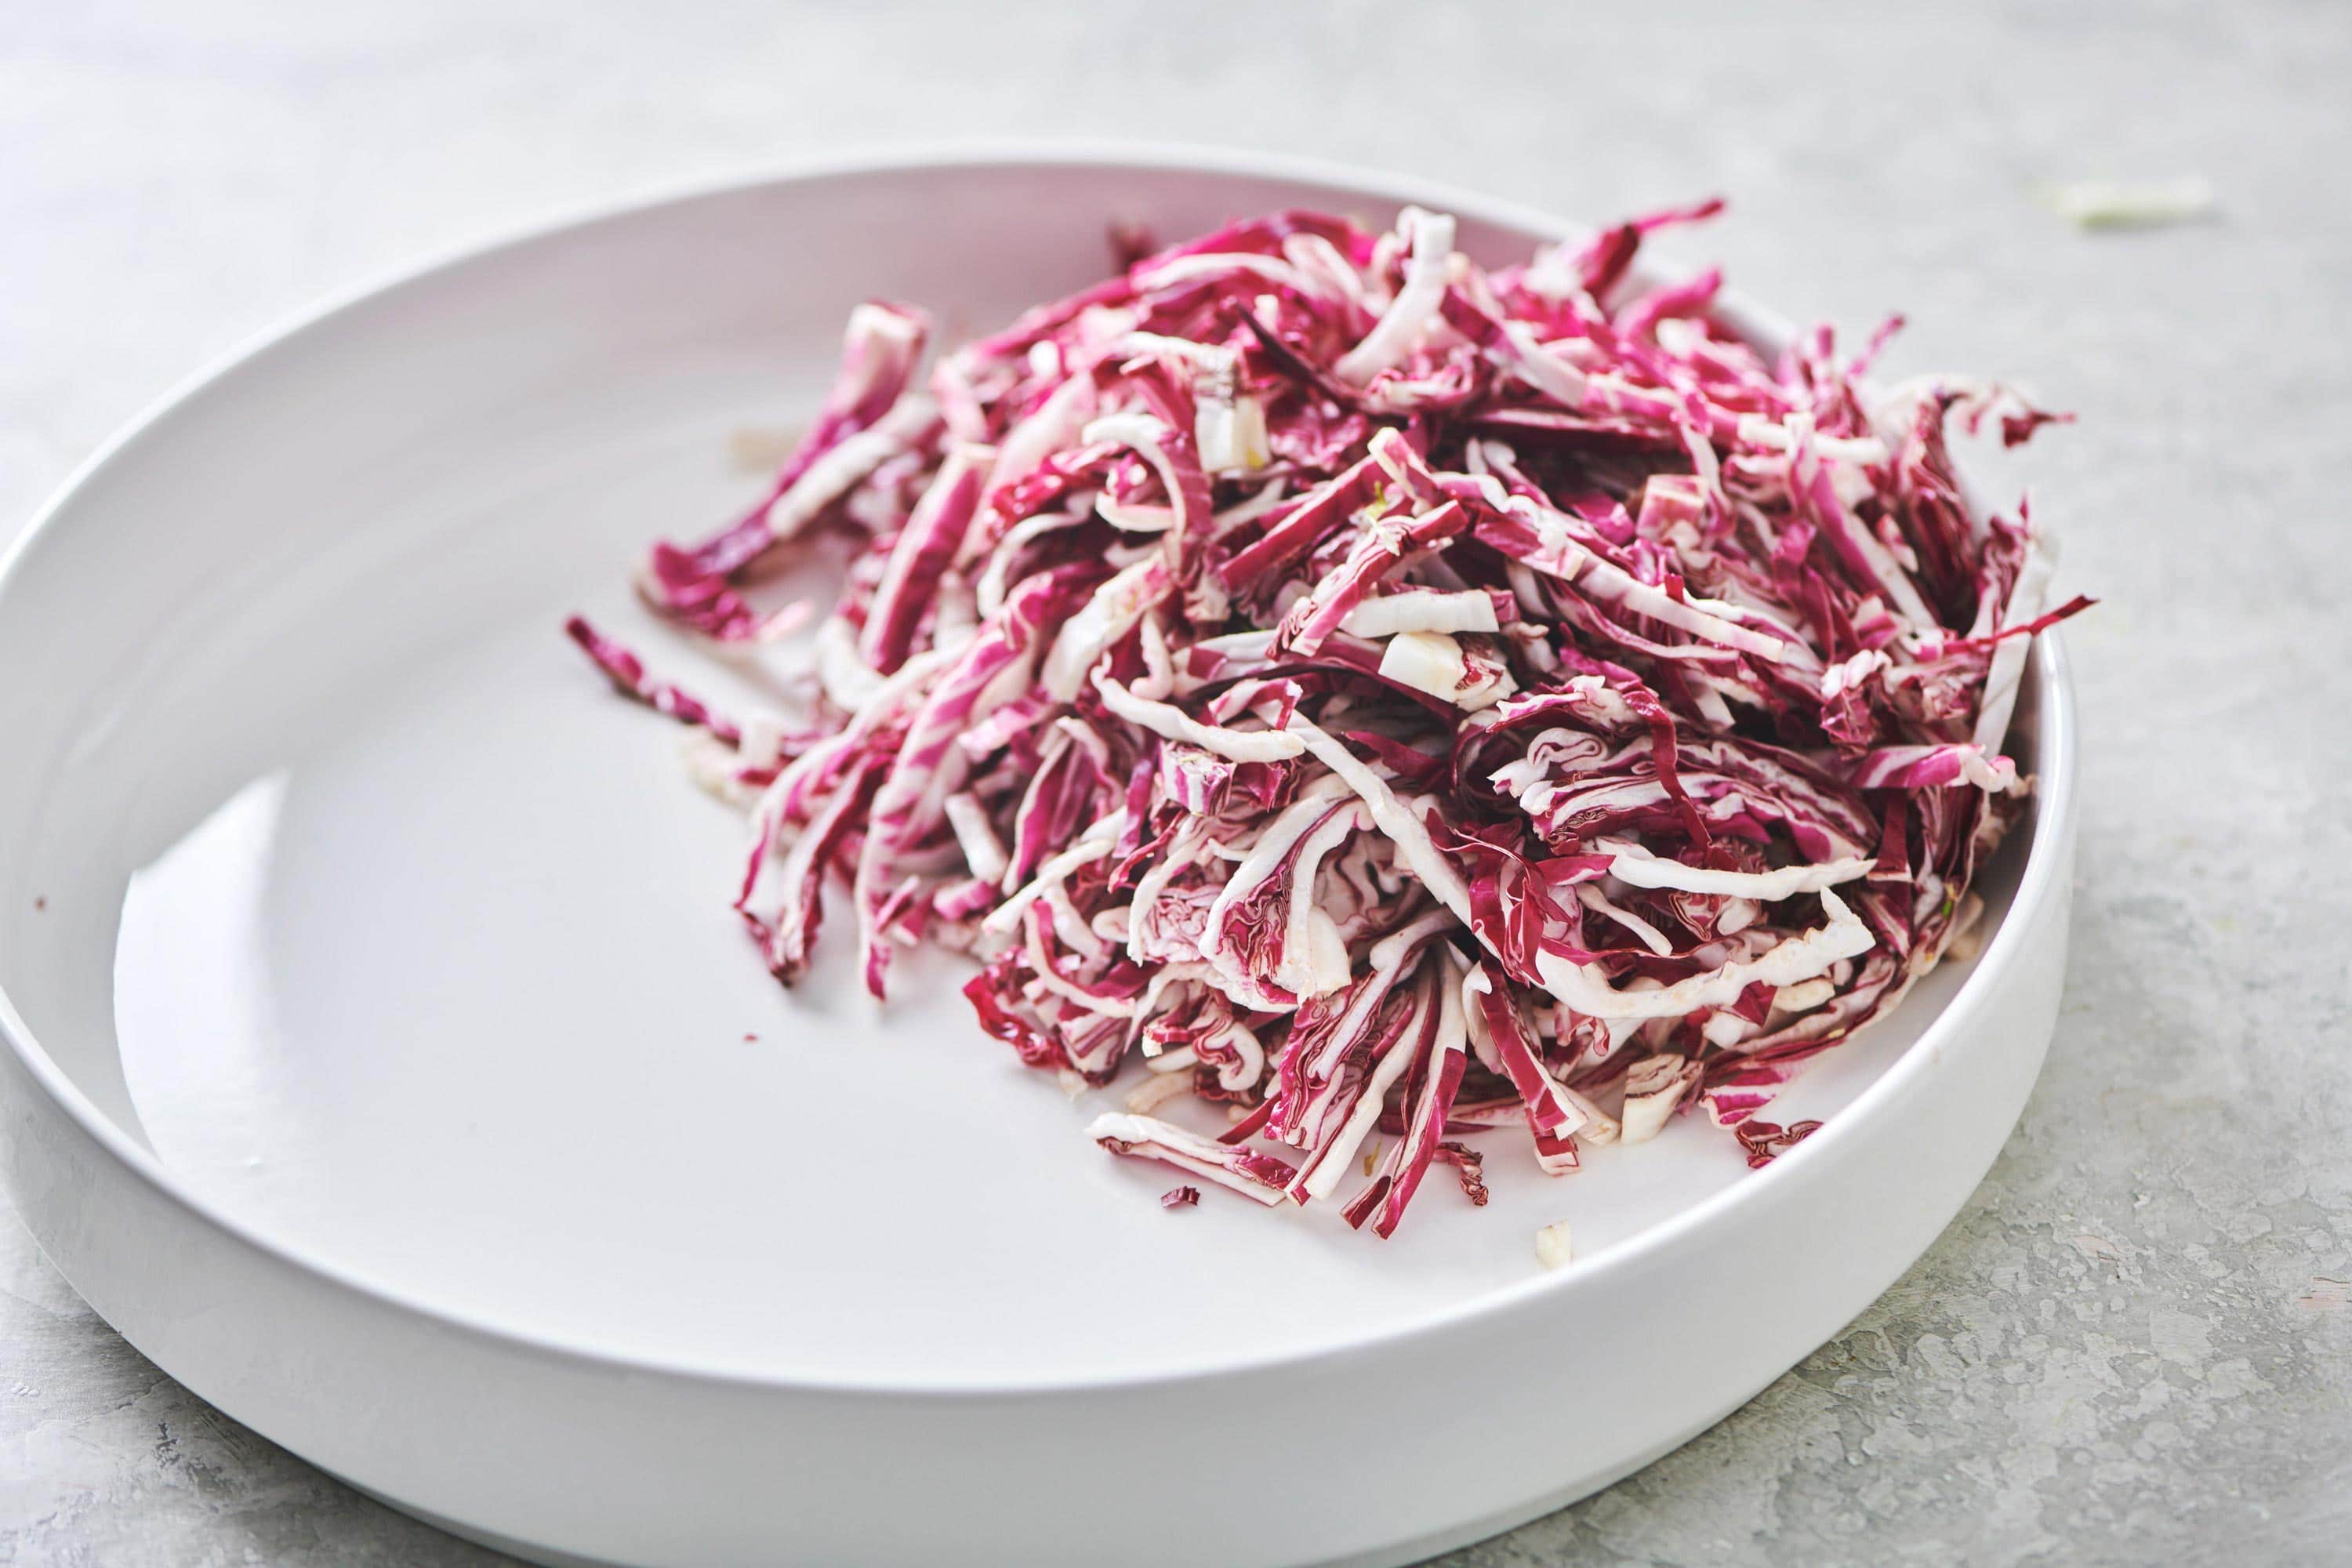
571,202,2085,1238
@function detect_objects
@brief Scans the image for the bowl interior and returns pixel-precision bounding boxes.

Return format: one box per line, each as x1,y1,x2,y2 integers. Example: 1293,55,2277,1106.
0,158,2047,1386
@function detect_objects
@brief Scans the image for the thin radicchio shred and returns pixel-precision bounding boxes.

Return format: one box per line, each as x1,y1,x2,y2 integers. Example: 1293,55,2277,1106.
565,615,743,745
571,201,2086,1238
1161,1184,1203,1210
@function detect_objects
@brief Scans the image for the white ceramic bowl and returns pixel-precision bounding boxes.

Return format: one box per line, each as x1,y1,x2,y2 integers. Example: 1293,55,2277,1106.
0,148,2075,1568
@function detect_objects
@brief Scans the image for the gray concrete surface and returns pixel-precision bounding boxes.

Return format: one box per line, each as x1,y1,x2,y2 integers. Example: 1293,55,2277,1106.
3,2,2347,1563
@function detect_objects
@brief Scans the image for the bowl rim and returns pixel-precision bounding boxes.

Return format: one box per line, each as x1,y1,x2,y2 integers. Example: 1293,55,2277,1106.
0,139,2078,1398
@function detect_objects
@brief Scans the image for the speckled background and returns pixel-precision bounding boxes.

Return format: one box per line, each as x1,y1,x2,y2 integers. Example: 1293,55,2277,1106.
3,2,2347,1563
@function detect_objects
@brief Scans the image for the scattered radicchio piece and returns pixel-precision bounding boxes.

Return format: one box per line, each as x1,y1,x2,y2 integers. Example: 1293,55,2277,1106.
1733,1118,1825,1168
569,200,2086,1241
1436,1142,1490,1206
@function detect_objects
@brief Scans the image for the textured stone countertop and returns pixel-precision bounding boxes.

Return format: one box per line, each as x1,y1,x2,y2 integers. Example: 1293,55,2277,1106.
3,2,2347,1563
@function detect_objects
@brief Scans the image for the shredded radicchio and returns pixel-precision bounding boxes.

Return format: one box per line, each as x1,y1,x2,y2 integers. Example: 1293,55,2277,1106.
570,202,2085,1239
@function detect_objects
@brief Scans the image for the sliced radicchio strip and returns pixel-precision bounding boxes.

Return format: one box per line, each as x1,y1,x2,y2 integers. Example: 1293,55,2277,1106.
568,198,2085,1240
1089,1112,1299,1205
564,615,744,745
644,303,936,639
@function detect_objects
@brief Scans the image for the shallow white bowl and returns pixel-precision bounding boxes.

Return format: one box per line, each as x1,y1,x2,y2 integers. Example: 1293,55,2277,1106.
0,148,2075,1567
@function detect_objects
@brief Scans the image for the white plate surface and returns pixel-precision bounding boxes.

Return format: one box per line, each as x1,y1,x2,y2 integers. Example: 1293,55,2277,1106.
0,148,2075,1567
